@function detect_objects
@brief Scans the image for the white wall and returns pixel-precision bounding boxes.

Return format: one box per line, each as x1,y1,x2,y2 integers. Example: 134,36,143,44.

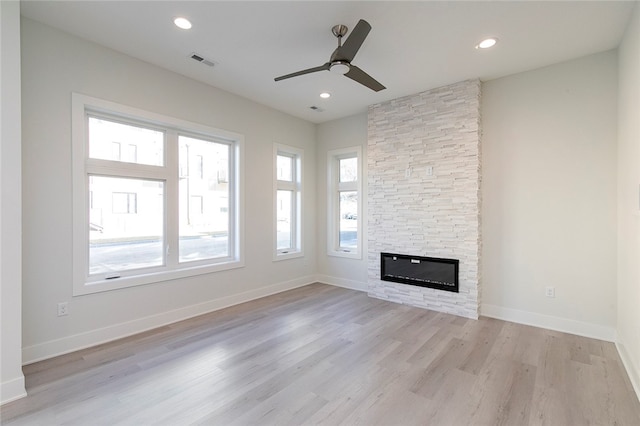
0,0,26,405
617,2,640,399
316,112,368,291
482,51,618,340
20,18,317,363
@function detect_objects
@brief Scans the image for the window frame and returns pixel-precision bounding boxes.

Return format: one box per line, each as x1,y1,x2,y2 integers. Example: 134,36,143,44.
72,93,244,296
273,144,303,261
327,146,362,259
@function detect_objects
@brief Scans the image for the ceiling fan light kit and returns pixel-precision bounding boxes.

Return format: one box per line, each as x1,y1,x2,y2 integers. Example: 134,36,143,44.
329,61,350,75
274,19,386,92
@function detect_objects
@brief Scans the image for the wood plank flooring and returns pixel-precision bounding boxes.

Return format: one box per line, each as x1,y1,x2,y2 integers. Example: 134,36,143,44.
2,283,639,425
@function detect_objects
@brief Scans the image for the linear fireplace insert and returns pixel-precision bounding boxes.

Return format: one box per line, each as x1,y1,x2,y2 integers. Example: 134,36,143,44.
381,252,459,293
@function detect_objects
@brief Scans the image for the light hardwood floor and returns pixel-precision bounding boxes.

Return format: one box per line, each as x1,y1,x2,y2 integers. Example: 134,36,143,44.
2,283,639,425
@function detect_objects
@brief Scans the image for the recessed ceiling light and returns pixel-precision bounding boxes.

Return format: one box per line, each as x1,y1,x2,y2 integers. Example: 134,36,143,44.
476,37,498,49
174,17,192,30
320,92,331,99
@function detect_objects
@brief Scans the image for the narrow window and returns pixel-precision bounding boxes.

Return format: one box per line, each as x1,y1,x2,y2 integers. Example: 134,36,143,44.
111,142,121,161
194,154,204,179
274,145,303,260
128,144,138,163
328,147,362,258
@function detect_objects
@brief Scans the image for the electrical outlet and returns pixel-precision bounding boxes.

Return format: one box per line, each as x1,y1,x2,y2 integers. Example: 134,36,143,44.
57,302,69,317
545,287,555,298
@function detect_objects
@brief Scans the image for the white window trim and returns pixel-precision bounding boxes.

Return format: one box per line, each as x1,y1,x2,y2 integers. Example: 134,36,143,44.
327,146,362,259
273,144,303,261
72,93,244,296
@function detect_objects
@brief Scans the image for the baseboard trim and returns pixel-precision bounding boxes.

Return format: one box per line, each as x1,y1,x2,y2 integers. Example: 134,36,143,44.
22,276,316,365
317,274,367,292
481,304,616,342
616,341,640,403
1,375,27,405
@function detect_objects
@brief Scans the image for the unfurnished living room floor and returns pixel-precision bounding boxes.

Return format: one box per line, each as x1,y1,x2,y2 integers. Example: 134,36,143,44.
1,283,639,425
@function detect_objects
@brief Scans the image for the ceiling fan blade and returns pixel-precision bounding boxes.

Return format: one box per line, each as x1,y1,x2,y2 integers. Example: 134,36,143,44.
275,63,331,81
344,65,386,92
335,19,371,62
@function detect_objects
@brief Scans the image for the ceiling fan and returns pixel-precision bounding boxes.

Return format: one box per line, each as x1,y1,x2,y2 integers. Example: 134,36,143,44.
274,19,386,92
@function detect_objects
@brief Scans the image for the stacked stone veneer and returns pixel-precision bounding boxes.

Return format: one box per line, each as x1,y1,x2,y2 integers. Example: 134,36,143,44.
367,79,481,319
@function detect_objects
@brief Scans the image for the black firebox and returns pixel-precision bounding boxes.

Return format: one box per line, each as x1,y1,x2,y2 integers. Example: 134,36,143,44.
381,252,459,293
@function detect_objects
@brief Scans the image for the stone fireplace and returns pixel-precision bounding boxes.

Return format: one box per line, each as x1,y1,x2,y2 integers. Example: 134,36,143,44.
367,79,481,319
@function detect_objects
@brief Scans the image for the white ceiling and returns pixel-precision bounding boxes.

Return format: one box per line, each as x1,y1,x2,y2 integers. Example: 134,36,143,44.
20,1,634,124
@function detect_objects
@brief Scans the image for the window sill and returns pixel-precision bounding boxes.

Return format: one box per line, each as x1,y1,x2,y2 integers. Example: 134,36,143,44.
73,259,244,296
327,249,361,260
273,250,304,262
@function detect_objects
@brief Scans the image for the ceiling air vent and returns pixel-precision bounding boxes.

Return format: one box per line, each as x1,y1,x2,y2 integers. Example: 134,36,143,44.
189,52,216,67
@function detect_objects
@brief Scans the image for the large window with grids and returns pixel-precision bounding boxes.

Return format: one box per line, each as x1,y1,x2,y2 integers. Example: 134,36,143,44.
72,94,243,295
327,147,362,258
274,144,303,260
